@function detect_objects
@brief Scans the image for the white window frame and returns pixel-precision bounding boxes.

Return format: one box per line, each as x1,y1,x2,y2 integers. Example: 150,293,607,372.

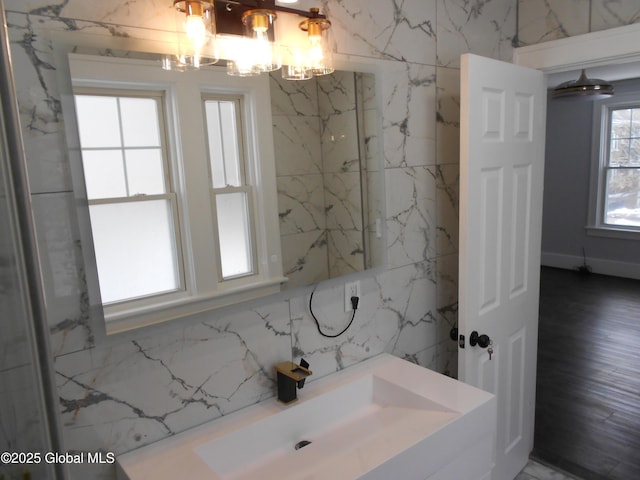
73,88,186,304
587,91,640,240
202,94,258,281
67,53,285,335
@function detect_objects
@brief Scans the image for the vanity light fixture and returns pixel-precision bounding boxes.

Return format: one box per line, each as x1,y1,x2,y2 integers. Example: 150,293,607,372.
165,0,334,81
165,0,218,71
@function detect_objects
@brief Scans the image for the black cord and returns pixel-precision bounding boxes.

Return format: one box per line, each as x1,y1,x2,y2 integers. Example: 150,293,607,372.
309,289,358,338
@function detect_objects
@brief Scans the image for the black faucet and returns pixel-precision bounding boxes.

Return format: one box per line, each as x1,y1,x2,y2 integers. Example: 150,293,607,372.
274,359,312,404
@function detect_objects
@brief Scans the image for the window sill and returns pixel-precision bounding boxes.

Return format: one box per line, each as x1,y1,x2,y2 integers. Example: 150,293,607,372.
104,276,288,336
585,225,640,240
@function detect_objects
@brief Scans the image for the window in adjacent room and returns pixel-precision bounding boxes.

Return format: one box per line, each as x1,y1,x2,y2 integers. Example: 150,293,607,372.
589,93,640,237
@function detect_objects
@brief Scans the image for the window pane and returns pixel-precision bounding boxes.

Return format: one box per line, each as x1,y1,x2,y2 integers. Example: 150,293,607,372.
631,139,640,166
120,97,162,147
216,192,252,278
204,100,241,188
125,148,166,195
82,150,127,199
75,95,122,148
611,109,631,139
604,168,640,227
631,109,640,138
609,138,629,166
89,200,181,304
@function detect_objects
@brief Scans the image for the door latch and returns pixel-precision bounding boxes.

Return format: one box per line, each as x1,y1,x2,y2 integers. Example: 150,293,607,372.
458,334,465,348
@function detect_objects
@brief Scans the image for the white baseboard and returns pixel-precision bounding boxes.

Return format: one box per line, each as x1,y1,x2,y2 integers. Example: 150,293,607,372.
541,252,640,280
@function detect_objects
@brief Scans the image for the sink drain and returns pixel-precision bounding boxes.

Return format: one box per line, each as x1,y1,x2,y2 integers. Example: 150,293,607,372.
294,440,312,450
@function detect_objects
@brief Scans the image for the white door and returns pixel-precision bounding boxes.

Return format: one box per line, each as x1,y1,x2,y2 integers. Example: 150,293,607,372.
458,53,546,480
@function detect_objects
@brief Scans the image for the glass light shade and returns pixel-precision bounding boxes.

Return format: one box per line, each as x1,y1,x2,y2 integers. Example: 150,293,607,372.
225,35,262,76
241,9,281,73
281,49,313,80
299,11,333,76
165,0,218,70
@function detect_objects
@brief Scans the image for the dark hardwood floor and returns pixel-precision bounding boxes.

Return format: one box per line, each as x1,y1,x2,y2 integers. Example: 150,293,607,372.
532,267,640,480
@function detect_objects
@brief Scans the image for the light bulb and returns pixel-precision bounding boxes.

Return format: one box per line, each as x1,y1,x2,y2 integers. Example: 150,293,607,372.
169,1,218,69
238,10,280,73
186,14,206,48
309,34,323,67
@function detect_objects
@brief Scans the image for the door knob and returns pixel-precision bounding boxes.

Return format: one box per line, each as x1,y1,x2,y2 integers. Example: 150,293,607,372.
469,330,491,348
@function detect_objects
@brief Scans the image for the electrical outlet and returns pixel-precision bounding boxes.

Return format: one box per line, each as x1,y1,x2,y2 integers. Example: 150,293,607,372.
344,280,360,312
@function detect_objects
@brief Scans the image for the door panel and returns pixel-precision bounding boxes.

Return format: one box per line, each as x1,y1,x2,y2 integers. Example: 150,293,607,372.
479,167,503,313
459,53,546,480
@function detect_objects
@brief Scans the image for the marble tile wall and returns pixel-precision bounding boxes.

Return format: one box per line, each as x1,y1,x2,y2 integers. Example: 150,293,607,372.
318,70,365,277
518,0,640,46
10,0,637,478
273,69,371,285
271,73,329,287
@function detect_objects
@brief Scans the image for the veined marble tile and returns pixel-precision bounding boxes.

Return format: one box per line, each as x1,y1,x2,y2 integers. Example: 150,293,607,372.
359,72,377,112
364,107,381,173
277,174,326,236
6,12,181,194
317,70,356,115
385,166,437,269
517,0,589,46
321,110,360,173
592,0,640,32
436,254,458,377
437,338,458,378
7,12,73,194
378,261,439,369
437,0,516,68
56,301,292,455
365,170,387,269
272,115,322,176
280,230,329,288
31,192,94,356
436,66,461,167
436,169,459,257
380,63,437,168
327,228,364,277
436,164,461,188
436,254,458,382
269,73,319,117
323,0,436,64
437,252,458,313
324,171,363,231
5,0,176,32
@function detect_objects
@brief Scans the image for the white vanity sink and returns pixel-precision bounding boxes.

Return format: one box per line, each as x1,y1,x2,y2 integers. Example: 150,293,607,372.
117,354,496,480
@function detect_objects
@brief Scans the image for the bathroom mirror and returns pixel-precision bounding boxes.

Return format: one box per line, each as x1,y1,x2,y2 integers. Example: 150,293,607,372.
52,31,386,332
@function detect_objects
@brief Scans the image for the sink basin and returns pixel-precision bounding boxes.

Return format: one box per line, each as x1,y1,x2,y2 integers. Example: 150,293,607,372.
196,375,459,479
117,354,496,480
